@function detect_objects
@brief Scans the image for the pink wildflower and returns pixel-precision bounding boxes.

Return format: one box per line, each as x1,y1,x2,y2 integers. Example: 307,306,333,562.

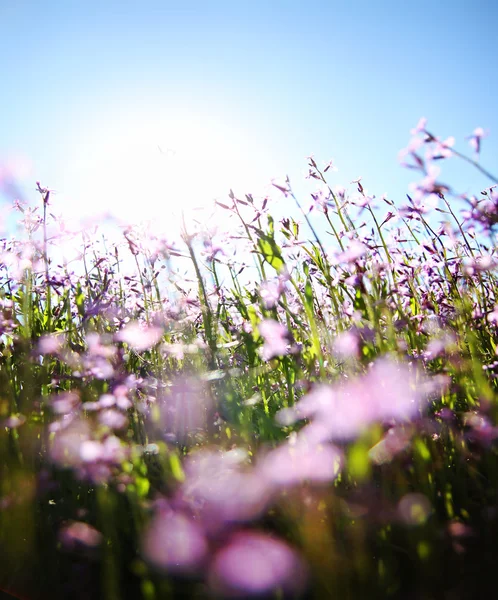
258,319,290,360
142,509,208,575
115,321,163,352
467,127,488,155
276,358,442,442
207,531,308,598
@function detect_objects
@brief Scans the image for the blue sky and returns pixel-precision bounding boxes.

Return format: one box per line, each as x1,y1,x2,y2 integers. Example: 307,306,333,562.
1,0,497,241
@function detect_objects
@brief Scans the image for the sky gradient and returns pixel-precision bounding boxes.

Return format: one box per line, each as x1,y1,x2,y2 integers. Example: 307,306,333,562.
1,0,497,240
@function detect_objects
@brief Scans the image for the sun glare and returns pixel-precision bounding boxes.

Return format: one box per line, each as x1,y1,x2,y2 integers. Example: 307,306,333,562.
53,113,274,240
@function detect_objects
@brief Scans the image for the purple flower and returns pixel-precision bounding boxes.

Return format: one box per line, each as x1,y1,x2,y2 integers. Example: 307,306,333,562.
115,321,163,352
142,509,208,575
207,531,308,598
464,411,498,446
2,414,26,429
176,449,271,529
59,521,103,555
37,333,65,355
368,426,413,465
397,493,432,526
86,333,116,359
332,240,367,265
155,377,214,445
98,409,129,431
466,126,488,155
50,391,81,415
332,330,361,359
276,358,441,442
50,419,90,467
410,117,428,135
258,319,290,360
257,436,343,487
258,273,288,309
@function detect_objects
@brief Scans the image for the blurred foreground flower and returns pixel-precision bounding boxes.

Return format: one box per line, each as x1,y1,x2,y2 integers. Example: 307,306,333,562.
277,357,446,442
207,531,308,599
258,319,291,360
154,377,214,445
59,521,103,557
258,435,343,487
115,321,164,351
397,493,432,526
175,449,271,529
142,509,208,576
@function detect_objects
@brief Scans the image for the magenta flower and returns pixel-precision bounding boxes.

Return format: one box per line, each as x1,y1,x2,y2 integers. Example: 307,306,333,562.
207,531,308,598
258,319,290,360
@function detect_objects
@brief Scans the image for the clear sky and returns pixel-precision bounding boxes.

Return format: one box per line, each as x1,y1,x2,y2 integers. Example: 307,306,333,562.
1,0,497,242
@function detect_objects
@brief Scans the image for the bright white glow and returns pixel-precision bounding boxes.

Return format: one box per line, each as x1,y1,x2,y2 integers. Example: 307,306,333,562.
52,112,277,240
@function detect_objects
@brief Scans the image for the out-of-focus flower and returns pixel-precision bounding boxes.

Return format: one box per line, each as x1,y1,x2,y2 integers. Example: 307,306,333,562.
59,521,103,555
142,509,208,576
258,319,290,360
37,333,66,355
427,136,455,160
115,321,163,352
463,411,498,446
332,330,361,359
162,341,203,360
397,493,432,526
155,377,214,445
309,187,334,213
176,449,271,529
50,419,91,469
410,117,428,135
276,358,443,442
49,391,81,415
333,240,367,265
99,409,129,431
466,127,488,156
408,164,448,208
2,414,26,429
423,332,456,360
462,254,496,276
488,304,498,325
202,237,225,263
258,273,288,309
50,416,128,484
368,426,413,465
207,531,308,599
258,436,342,487
86,333,116,359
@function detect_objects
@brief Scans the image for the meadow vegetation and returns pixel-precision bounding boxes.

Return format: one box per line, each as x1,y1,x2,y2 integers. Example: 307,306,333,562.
1,120,498,599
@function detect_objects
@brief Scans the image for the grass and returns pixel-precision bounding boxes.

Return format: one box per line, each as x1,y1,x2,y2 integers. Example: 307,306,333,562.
1,121,498,599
